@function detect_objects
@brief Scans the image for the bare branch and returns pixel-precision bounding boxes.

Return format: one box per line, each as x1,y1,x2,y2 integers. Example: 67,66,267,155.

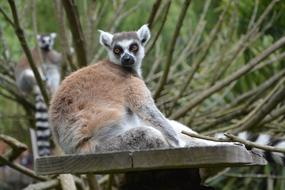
233,80,285,132
146,0,171,56
53,0,78,76
224,133,285,153
0,134,27,150
181,130,231,142
169,2,228,113
87,173,101,190
224,173,285,180
0,6,15,27
62,0,88,68
23,179,59,190
147,0,162,29
170,36,285,119
261,105,285,125
0,155,48,181
154,0,192,99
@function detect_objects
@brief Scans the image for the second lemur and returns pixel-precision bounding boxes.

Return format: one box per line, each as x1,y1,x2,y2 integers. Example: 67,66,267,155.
15,33,62,156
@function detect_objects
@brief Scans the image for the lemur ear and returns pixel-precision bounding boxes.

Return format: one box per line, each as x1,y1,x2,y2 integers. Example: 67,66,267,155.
137,24,151,46
98,30,113,49
50,33,57,39
36,35,41,41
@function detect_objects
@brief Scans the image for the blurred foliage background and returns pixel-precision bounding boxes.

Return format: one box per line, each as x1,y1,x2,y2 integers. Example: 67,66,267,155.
1,0,285,189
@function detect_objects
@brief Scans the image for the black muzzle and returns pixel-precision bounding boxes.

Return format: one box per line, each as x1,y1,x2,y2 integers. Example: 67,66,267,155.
121,54,135,67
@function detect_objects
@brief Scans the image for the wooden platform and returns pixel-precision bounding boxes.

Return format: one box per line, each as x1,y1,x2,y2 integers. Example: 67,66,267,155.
35,145,267,175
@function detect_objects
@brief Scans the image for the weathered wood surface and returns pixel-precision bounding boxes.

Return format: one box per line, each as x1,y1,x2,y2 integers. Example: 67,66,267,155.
35,145,267,175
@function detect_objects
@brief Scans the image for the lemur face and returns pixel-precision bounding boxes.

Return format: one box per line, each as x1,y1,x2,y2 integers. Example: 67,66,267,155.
37,33,57,51
99,25,151,70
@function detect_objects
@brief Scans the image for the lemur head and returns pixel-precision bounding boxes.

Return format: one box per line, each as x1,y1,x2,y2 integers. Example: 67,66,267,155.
37,33,57,51
99,24,151,76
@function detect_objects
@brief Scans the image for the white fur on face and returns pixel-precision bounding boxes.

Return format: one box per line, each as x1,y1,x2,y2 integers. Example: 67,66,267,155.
99,25,151,76
108,39,145,76
37,34,55,50
24,69,34,78
108,39,136,65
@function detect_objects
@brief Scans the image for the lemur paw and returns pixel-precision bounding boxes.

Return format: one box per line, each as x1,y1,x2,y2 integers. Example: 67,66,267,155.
167,137,181,148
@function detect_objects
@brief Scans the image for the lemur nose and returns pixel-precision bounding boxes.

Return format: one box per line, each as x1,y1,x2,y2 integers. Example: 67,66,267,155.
121,54,135,66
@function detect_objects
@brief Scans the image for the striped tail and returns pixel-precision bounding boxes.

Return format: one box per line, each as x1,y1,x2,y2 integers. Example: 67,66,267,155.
215,132,285,166
34,87,51,156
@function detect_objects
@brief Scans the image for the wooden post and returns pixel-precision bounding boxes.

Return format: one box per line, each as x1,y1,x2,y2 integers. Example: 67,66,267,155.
119,169,214,190
29,128,39,159
54,143,77,190
87,173,101,190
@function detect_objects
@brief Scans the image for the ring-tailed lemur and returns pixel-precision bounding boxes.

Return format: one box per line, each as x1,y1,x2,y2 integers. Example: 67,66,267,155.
15,33,62,156
49,25,285,167
49,25,182,154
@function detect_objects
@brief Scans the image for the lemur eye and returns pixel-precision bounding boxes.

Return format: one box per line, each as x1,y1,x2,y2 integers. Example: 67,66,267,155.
114,48,120,54
113,46,123,55
129,43,139,52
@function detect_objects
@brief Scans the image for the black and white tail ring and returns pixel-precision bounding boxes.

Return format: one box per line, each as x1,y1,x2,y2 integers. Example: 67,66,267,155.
34,88,50,156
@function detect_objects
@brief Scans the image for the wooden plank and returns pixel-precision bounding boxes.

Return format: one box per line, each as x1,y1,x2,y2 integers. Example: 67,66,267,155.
35,151,132,175
131,145,256,170
35,145,266,175
247,149,268,166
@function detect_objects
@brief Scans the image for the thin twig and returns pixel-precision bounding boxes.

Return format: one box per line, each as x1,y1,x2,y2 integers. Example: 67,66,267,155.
0,135,27,166
247,0,259,31
0,155,48,181
224,173,285,180
181,130,231,142
0,134,27,151
224,133,285,153
0,6,15,27
23,179,59,190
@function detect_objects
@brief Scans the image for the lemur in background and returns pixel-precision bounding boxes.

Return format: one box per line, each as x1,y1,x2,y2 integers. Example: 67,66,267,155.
15,33,62,156
49,25,285,167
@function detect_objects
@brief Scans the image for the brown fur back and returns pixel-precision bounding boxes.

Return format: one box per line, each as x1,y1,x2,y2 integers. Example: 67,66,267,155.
49,60,147,147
